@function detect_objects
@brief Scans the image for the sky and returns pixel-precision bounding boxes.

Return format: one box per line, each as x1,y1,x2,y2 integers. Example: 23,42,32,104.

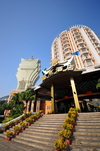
0,0,100,97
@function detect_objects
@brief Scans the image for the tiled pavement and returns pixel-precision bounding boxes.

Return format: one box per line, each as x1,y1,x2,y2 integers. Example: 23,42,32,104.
0,136,43,151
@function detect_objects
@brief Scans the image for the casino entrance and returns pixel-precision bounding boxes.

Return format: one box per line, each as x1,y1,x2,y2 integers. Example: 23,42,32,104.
31,65,100,114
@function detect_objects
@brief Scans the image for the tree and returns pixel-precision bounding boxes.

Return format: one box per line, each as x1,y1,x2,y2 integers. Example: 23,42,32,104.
20,89,35,112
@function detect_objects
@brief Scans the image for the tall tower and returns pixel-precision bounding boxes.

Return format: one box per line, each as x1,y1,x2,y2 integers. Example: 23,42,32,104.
50,25,100,72
16,57,41,90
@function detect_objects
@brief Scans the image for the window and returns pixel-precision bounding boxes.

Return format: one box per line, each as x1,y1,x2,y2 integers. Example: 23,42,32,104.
86,60,93,66
66,54,71,59
84,55,89,59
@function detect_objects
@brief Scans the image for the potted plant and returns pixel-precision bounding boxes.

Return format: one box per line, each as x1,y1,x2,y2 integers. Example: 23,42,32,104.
19,116,24,122
9,121,14,128
58,129,71,145
54,138,68,151
25,118,32,126
13,125,20,135
31,114,37,121
39,110,43,116
62,123,73,134
27,111,32,117
35,113,40,119
23,113,28,119
14,119,19,125
5,130,13,141
3,124,9,131
64,118,74,124
20,121,26,130
75,108,81,113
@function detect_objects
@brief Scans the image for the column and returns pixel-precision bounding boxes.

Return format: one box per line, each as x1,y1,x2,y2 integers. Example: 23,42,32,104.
51,83,55,113
27,101,30,113
31,100,34,112
33,92,37,112
70,77,80,110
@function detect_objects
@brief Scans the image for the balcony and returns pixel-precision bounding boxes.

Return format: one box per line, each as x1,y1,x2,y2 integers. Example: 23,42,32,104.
79,45,87,49
75,37,83,42
65,55,71,60
95,44,100,49
64,50,71,54
64,45,71,50
73,33,81,38
91,36,95,40
73,30,79,34
83,56,92,61
92,39,98,43
81,50,89,54
87,30,92,34
77,41,85,45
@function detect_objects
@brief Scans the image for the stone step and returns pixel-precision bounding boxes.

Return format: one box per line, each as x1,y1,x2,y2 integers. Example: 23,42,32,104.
13,135,54,145
24,127,59,133
44,114,67,116
76,122,100,125
0,133,5,138
70,144,100,151
33,124,63,127
21,129,59,137
13,137,54,151
32,124,63,128
73,131,100,136
77,118,100,121
73,134,100,141
29,125,62,130
75,125,100,128
75,128,100,132
78,112,100,116
17,132,59,140
35,121,64,124
0,136,43,151
37,119,65,122
72,138,100,146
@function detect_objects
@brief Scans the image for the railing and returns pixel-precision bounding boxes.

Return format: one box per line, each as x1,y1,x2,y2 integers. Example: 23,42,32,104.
0,112,37,130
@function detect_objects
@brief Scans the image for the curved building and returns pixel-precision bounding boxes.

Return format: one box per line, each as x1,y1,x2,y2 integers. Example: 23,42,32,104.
51,25,100,73
16,57,41,90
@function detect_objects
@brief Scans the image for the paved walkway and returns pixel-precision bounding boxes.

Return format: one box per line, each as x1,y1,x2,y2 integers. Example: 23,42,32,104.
0,136,43,151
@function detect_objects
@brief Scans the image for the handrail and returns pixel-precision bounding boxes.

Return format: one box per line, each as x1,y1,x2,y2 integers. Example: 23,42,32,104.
0,112,37,129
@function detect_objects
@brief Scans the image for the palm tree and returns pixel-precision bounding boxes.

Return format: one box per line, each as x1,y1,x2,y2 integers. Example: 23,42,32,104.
20,89,35,112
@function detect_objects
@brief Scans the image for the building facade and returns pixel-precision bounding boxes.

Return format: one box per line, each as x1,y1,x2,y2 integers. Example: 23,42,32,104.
50,25,100,73
16,57,41,90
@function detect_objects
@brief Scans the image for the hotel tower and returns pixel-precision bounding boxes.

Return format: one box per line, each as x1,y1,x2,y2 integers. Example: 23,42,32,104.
50,25,100,73
16,57,41,90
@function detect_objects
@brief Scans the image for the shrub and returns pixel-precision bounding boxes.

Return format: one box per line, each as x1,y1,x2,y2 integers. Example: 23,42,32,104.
3,124,9,129
39,110,43,114
2,117,13,123
30,114,36,119
9,121,14,126
62,123,73,130
25,118,32,123
14,125,20,132
58,129,71,139
6,130,13,137
64,118,74,124
20,121,25,128
15,119,19,123
54,138,68,149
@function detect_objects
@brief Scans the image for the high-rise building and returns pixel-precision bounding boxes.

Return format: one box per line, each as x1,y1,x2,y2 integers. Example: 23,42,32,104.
16,57,41,90
50,25,100,72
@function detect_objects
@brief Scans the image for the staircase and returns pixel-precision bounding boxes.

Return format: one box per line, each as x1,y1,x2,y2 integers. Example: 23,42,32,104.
70,112,100,151
10,114,67,151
